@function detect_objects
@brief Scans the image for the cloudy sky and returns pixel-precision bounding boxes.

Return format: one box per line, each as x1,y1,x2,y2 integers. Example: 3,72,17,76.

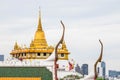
0,0,120,74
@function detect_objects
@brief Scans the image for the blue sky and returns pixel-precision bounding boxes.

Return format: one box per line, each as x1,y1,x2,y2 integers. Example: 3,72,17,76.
0,0,120,74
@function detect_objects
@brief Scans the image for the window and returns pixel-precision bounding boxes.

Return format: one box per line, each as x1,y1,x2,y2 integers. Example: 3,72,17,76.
61,53,64,57
49,53,51,56
18,54,20,57
37,53,40,56
22,53,24,56
24,53,26,56
43,53,46,56
15,54,17,58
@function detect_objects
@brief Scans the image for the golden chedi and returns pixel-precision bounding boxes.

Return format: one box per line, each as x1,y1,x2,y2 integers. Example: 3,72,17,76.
10,11,70,60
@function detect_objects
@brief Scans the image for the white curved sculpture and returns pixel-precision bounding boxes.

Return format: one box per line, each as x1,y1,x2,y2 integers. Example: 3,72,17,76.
46,50,55,61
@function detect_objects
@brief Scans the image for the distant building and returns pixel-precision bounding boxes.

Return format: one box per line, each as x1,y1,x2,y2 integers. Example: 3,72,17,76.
101,61,106,78
0,55,4,61
75,64,82,74
81,64,88,75
97,67,100,74
97,61,106,79
109,70,120,78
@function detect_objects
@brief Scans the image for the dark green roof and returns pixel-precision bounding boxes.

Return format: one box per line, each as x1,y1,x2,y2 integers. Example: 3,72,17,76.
0,67,53,80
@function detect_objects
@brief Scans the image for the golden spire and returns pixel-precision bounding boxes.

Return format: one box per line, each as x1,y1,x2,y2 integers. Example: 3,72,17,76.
37,9,43,31
14,42,19,50
62,40,67,49
30,40,34,48
30,10,48,49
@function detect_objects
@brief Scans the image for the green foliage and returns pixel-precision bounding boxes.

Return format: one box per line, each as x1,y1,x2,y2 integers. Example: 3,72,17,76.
97,77,105,80
0,67,52,80
60,74,81,79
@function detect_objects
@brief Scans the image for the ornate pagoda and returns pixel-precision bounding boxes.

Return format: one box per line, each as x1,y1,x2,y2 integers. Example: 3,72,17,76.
10,11,70,60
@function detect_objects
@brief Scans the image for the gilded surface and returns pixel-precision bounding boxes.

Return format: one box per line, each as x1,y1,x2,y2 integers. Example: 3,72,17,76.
0,77,41,80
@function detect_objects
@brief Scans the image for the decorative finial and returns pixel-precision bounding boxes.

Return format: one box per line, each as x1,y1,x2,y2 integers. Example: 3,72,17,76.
37,7,42,31
39,6,41,18
94,39,103,79
62,40,67,49
54,20,66,80
14,41,21,50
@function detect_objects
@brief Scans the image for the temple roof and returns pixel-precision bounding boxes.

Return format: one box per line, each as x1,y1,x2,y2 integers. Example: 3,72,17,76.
10,11,70,60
